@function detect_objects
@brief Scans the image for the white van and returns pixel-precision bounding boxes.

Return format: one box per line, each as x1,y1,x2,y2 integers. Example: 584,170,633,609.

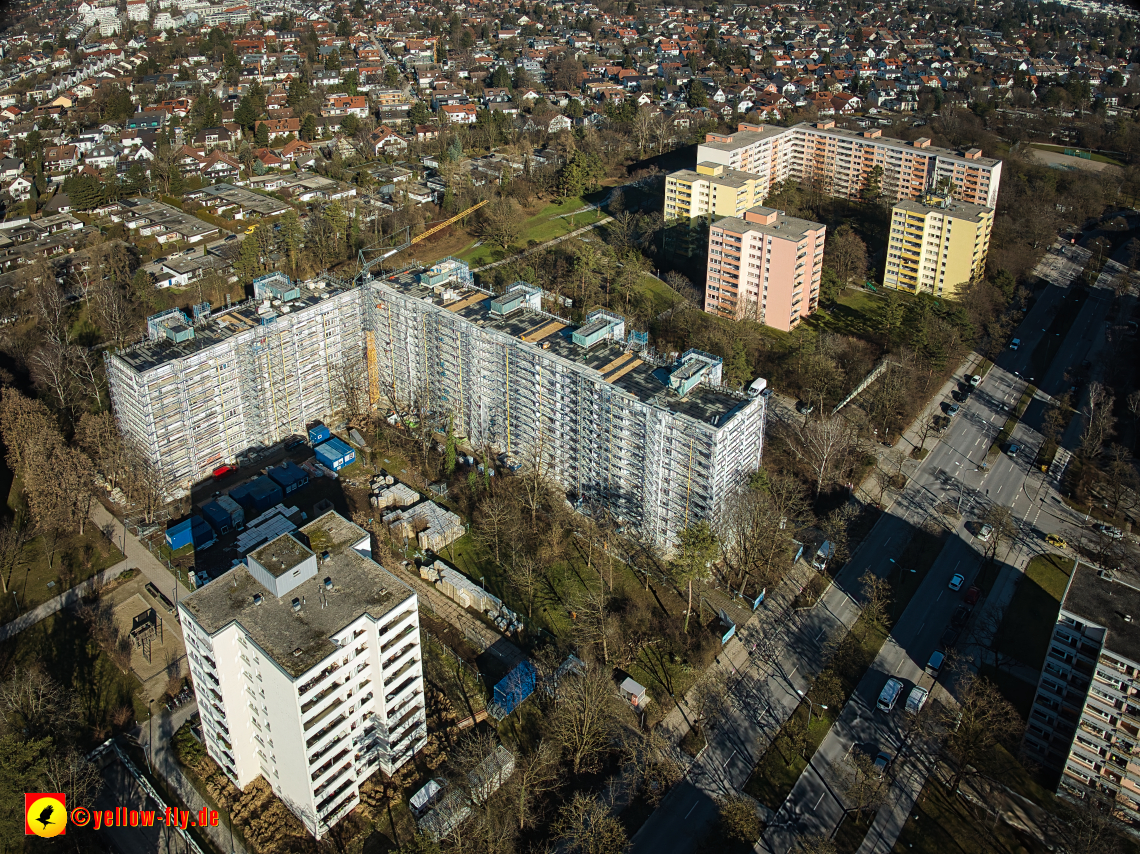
877,677,904,713
812,541,835,571
905,686,929,714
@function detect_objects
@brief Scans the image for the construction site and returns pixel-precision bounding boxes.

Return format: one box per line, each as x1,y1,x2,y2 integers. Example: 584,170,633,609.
107,260,770,547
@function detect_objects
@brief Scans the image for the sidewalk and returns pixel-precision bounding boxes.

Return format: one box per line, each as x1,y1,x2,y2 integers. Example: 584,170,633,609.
0,559,129,641
90,503,188,620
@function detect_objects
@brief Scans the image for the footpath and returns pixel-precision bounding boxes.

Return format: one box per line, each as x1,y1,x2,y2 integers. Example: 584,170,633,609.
0,559,129,641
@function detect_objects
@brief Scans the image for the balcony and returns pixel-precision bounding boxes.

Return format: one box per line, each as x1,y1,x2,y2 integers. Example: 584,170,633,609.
306,713,349,750
314,764,353,800
298,662,342,698
301,679,346,715
316,778,356,817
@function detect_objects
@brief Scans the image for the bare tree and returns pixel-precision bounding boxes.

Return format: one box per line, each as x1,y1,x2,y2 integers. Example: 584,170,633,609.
938,674,1023,793
569,584,615,666
715,793,761,845
505,552,543,621
504,740,560,831
1080,381,1116,459
0,666,78,741
779,411,864,496
838,750,889,823
858,570,892,637
978,504,1019,561
555,792,627,854
548,665,619,774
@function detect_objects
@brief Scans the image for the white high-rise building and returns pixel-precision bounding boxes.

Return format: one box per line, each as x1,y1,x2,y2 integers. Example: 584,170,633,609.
178,511,426,838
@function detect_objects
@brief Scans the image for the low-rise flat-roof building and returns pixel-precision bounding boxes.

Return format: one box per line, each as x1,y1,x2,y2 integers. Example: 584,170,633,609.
178,511,426,839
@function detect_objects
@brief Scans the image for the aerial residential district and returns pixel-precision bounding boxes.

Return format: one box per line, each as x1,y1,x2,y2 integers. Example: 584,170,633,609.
2,0,1140,851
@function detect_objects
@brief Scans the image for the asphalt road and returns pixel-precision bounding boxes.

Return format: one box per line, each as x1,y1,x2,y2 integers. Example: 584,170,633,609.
760,356,1093,851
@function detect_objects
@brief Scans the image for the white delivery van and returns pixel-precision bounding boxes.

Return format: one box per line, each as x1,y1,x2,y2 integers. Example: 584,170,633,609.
812,541,835,571
905,686,929,714
877,677,904,713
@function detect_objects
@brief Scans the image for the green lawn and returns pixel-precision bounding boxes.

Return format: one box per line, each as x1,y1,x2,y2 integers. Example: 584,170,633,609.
804,288,884,339
992,554,1074,671
454,196,603,267
1,527,124,623
1,610,147,742
636,273,685,316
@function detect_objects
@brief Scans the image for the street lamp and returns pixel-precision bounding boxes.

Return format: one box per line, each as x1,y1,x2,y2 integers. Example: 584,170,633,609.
797,689,827,727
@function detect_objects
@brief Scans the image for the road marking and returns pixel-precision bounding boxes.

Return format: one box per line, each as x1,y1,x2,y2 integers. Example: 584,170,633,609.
685,802,699,819
936,591,943,602
997,484,1003,494
723,749,737,768
814,792,826,810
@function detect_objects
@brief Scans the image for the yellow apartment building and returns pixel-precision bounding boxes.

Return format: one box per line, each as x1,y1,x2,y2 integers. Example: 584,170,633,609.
883,195,994,297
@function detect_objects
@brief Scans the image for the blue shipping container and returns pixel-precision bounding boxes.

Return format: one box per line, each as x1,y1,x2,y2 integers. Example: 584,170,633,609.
308,422,331,445
268,460,309,494
201,501,233,534
230,476,283,514
165,519,193,551
191,516,216,550
315,436,355,471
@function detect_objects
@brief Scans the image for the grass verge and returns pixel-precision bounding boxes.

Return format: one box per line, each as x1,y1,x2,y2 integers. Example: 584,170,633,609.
991,554,1073,671
987,385,1035,461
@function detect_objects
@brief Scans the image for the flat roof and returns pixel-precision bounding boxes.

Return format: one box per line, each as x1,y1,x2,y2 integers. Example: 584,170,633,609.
713,209,825,241
250,532,310,577
894,197,994,221
668,165,761,189
181,512,414,678
381,271,755,427
1062,563,1140,662
699,125,788,151
112,279,350,374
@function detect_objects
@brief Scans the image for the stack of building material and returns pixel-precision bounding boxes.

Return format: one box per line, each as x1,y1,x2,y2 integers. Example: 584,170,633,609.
371,482,419,509
382,500,464,551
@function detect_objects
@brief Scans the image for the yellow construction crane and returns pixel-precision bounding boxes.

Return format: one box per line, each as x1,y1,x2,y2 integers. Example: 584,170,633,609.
358,199,489,277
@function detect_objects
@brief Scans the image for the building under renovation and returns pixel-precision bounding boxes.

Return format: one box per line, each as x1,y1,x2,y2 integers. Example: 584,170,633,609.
107,262,769,546
106,274,363,494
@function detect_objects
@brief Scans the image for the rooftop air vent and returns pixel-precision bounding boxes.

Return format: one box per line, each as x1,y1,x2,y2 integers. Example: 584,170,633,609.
293,647,303,657
253,593,263,606
292,597,301,612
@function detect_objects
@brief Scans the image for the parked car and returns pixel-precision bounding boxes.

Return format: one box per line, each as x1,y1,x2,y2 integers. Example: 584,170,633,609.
906,686,929,714
949,573,964,591
796,400,815,415
940,627,960,649
212,464,235,478
1005,443,1020,457
284,435,306,450
968,374,982,387
964,585,981,606
925,650,944,678
1096,524,1124,540
873,751,892,776
977,523,994,542
1010,338,1021,350
951,604,971,628
946,402,960,417
877,678,904,713
1046,533,1068,549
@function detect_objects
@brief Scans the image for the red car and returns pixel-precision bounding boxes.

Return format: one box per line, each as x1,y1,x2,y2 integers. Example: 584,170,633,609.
212,464,236,478
964,586,981,606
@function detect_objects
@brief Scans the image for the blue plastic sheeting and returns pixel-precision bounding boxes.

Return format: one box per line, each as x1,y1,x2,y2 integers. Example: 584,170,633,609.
165,518,193,551
190,516,216,550
492,661,537,716
267,460,309,494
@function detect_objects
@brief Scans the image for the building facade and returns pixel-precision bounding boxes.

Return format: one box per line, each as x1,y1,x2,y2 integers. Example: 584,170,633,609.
107,264,770,548
882,195,994,297
664,122,1001,255
1022,563,1140,828
178,511,426,838
106,274,363,496
705,206,826,332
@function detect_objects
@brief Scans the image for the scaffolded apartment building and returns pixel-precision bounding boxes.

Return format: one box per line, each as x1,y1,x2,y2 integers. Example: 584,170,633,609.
366,265,769,544
106,274,364,495
107,262,770,546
